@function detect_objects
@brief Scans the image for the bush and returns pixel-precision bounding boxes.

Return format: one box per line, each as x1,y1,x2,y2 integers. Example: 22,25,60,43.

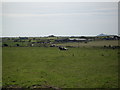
3,44,8,47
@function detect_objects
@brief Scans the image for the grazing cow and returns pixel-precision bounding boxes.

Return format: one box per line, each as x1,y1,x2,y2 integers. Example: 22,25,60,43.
103,45,120,49
59,46,68,50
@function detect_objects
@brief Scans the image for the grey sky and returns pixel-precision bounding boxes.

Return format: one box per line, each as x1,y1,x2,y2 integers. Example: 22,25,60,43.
2,2,118,37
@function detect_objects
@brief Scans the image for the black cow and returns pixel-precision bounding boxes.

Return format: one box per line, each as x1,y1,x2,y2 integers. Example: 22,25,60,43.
59,46,68,50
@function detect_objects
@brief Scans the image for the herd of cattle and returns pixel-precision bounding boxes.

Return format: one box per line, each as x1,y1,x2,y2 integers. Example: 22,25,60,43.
50,44,120,51
2,43,120,50
103,45,120,49
50,44,68,50
58,45,120,51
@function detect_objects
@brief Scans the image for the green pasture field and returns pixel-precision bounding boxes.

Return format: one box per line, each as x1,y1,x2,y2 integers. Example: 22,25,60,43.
2,40,119,48
56,40,119,47
2,47,118,88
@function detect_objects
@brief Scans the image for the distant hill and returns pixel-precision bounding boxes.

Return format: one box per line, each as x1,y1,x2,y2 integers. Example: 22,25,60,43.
97,33,108,36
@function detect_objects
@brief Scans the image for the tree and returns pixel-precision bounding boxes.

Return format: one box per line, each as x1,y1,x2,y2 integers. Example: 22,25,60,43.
3,44,8,47
16,44,19,47
48,35,55,37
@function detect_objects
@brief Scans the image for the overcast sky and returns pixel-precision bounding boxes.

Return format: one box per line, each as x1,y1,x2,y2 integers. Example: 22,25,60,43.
2,2,118,37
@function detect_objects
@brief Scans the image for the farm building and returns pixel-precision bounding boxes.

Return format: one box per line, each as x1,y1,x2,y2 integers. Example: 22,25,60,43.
69,38,87,42
96,35,119,40
55,38,87,42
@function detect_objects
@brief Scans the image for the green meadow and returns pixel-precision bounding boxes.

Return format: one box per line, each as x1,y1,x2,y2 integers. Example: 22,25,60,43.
56,40,118,47
2,47,118,88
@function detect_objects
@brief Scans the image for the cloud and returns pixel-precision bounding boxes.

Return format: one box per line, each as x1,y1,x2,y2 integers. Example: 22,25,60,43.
2,0,120,2
2,13,86,17
2,4,117,17
2,2,117,18
2,10,116,18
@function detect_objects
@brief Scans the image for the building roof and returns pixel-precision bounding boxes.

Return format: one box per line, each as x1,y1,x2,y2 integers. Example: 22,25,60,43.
69,38,87,41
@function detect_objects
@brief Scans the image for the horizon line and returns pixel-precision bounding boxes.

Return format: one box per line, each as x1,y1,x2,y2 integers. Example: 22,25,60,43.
1,34,118,37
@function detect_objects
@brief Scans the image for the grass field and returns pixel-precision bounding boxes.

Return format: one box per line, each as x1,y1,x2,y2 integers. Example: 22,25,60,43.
2,47,118,88
56,40,119,47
